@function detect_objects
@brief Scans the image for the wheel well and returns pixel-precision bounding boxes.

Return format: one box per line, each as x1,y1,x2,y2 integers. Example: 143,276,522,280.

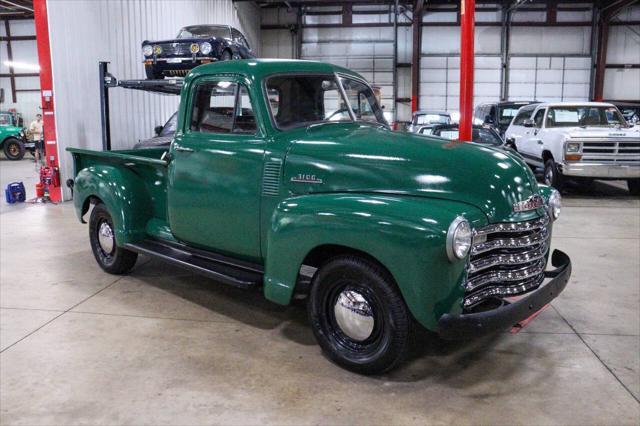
295,244,396,296
80,195,103,223
542,150,554,163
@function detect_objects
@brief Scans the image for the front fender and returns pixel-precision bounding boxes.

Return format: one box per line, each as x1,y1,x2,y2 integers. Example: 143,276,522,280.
73,165,152,246
263,193,486,330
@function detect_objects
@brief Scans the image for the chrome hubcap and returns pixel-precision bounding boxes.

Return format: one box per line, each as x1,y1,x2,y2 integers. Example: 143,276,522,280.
98,222,114,254
333,290,374,341
545,167,553,185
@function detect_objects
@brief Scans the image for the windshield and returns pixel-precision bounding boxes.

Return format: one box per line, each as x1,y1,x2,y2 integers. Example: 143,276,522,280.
547,106,627,128
414,113,450,125
265,74,386,130
177,25,230,39
160,112,178,136
498,106,521,125
0,113,12,126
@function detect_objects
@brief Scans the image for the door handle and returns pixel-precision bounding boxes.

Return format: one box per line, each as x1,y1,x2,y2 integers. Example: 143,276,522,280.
535,140,543,145
175,146,194,153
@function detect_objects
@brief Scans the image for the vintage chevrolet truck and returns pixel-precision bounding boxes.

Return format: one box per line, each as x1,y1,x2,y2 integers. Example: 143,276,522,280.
69,59,571,374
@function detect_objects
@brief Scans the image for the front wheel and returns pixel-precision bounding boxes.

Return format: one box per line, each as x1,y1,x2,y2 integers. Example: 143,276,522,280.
628,179,640,196
220,50,232,61
544,158,565,191
89,203,138,274
308,256,411,375
3,137,25,161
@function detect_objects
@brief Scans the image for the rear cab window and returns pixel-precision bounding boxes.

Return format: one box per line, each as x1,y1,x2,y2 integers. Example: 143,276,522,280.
189,79,257,135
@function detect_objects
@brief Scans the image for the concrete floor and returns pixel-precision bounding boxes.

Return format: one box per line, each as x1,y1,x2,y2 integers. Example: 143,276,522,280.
1,158,639,425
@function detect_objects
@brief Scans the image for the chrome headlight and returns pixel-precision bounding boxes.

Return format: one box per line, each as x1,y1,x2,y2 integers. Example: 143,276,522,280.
548,189,561,220
446,217,472,261
142,45,153,57
565,142,581,153
200,42,212,55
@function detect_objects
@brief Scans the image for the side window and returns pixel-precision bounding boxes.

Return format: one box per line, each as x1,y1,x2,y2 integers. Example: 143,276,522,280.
232,29,249,49
189,81,256,134
513,108,532,126
533,109,546,128
234,86,256,134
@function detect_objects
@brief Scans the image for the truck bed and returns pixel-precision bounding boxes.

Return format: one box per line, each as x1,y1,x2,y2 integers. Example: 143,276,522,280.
68,147,171,238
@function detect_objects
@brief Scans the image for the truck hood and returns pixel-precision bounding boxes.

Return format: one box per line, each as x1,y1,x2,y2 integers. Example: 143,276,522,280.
282,123,542,221
556,126,640,139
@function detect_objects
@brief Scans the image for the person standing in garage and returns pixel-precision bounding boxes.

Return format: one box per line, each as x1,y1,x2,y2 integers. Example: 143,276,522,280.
28,113,44,165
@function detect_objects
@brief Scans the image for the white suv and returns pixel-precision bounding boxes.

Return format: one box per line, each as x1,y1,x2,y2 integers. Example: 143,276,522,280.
505,102,640,195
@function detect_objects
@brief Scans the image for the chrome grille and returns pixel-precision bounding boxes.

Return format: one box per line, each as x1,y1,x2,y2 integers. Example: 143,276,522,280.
464,215,550,308
157,43,190,56
575,138,640,164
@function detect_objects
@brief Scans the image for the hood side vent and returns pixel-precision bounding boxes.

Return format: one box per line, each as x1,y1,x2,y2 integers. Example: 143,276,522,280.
262,159,283,196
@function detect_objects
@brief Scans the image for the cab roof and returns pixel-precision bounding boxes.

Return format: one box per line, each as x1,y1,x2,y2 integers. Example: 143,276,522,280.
186,59,363,82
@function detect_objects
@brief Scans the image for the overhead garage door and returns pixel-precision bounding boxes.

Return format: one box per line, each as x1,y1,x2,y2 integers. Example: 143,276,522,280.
508,56,591,102
419,55,502,112
300,26,395,115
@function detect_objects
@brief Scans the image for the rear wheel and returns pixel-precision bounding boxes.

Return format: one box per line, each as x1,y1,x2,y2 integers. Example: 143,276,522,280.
628,179,640,196
308,256,411,375
3,137,25,161
89,203,138,274
544,158,565,191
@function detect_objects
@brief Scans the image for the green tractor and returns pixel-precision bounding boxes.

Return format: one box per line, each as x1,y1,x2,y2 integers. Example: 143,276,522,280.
0,111,28,161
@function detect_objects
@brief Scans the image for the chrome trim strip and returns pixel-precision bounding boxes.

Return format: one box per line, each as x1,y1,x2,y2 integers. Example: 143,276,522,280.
473,215,549,237
463,274,545,308
471,227,549,255
468,243,548,274
466,259,546,291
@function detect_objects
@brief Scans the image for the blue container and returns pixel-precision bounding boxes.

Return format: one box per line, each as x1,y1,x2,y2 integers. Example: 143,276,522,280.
5,182,26,204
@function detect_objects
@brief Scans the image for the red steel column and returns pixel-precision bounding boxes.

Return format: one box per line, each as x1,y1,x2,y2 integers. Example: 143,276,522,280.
33,0,62,202
459,0,475,142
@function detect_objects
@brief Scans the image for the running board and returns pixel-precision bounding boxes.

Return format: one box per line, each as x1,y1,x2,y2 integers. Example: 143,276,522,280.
125,239,263,289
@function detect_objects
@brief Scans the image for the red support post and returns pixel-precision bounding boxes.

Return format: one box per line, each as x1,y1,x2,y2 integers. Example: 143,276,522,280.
459,0,475,142
33,0,62,202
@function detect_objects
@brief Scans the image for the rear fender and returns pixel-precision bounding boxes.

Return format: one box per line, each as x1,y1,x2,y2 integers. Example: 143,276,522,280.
73,165,152,246
263,193,485,330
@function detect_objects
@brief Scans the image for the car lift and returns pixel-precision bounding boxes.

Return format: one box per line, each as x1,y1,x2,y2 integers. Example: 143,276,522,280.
98,61,183,151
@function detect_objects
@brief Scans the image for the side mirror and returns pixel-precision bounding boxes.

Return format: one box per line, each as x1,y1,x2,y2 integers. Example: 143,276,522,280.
154,125,163,136
484,115,494,124
506,137,515,144
523,119,535,128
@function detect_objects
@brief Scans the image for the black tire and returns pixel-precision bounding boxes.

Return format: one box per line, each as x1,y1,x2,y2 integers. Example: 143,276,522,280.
144,65,163,80
628,179,640,196
221,50,233,61
308,255,411,375
543,158,565,191
89,203,138,274
3,137,25,161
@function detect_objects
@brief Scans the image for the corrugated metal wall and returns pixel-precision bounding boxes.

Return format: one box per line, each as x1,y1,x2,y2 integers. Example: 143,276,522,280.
0,19,41,125
47,0,261,199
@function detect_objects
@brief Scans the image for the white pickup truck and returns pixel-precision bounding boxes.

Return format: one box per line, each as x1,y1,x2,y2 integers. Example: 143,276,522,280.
505,102,640,195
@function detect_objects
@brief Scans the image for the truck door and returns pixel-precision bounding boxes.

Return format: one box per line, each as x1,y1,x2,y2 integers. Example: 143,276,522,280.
167,77,265,261
519,107,546,162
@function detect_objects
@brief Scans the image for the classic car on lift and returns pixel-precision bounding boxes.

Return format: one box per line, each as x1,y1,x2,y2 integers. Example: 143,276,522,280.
142,25,255,79
68,59,571,374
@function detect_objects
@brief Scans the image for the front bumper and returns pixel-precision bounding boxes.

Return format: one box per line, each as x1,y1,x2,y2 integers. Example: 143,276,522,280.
560,162,640,179
437,249,571,340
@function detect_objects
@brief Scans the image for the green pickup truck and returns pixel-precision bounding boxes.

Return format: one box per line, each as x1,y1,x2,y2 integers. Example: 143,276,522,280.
69,59,571,374
0,111,28,160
